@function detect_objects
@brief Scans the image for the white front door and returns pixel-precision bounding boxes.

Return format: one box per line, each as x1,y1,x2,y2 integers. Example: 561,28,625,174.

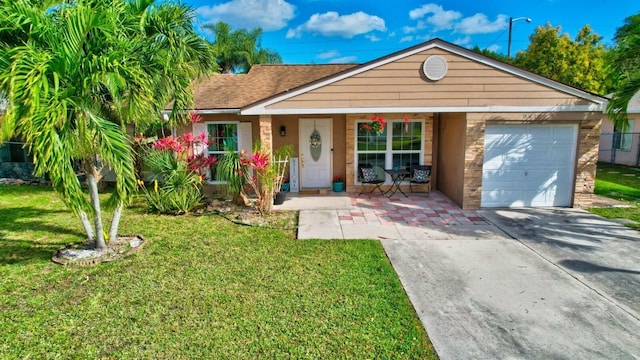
299,118,332,188
481,124,578,207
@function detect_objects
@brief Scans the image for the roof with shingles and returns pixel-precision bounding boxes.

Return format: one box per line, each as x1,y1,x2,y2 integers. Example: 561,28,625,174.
189,64,356,110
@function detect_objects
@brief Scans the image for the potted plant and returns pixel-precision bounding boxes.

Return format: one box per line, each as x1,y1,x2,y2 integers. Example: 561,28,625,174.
332,174,345,192
281,176,290,192
272,145,294,205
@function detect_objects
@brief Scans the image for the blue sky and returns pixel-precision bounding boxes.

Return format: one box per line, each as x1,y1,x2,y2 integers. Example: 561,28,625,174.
187,0,637,64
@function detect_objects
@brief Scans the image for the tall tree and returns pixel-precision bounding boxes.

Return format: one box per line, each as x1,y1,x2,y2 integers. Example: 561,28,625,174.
606,13,640,129
514,23,607,94
0,0,214,250
470,45,510,63
204,21,282,74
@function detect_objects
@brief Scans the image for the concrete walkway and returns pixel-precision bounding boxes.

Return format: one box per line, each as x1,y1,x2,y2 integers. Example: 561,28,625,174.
292,194,640,359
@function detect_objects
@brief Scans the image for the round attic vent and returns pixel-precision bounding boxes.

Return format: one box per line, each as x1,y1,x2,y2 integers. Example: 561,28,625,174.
422,55,448,81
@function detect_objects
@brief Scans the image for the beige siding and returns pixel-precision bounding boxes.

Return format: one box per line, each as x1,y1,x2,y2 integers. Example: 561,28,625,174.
267,49,596,110
437,113,466,206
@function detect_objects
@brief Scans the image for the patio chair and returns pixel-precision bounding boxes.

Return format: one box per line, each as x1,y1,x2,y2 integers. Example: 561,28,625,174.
409,165,431,194
358,163,385,196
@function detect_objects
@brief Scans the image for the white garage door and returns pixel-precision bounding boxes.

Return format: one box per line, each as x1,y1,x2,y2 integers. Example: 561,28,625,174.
481,124,578,207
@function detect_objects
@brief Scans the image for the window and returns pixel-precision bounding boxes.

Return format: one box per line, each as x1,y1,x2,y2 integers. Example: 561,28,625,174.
0,141,32,163
207,122,238,180
614,119,634,152
356,119,423,182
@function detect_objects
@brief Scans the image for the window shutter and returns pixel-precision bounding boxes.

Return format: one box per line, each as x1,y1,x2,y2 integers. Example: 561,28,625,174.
238,122,252,153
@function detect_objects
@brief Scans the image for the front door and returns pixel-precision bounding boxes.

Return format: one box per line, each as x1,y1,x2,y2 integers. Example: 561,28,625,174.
299,118,332,188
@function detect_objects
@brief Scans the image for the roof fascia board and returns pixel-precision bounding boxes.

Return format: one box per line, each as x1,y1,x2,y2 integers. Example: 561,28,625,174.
242,39,607,114
241,104,605,116
161,109,241,115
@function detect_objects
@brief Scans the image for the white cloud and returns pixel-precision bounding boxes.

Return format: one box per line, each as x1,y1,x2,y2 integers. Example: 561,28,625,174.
454,13,508,34
366,34,382,42
403,26,417,34
317,50,340,59
400,35,414,43
196,0,295,31
486,44,501,52
286,11,385,39
453,36,471,46
328,56,358,64
408,4,461,31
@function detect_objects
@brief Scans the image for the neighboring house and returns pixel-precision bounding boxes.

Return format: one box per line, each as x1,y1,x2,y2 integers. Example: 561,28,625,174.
0,97,36,180
172,38,607,209
598,90,640,166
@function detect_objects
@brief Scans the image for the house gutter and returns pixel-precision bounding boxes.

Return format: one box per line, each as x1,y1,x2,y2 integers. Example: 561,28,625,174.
241,104,607,116
161,109,241,115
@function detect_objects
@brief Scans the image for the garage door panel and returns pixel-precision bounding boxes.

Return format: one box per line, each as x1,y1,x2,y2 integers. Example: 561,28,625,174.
481,124,577,208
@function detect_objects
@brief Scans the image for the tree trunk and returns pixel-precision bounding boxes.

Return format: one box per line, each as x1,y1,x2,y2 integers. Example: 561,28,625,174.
108,203,123,242
87,164,106,250
79,211,95,247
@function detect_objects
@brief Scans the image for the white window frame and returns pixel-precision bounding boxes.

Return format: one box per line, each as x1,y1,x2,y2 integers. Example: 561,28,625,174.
192,121,242,184
354,119,424,184
614,119,634,152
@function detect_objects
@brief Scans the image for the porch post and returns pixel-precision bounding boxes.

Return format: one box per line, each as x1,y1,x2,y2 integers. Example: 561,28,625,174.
259,115,273,154
258,115,274,213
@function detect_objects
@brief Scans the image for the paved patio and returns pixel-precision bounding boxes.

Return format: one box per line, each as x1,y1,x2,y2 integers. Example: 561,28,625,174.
344,192,489,226
289,191,511,240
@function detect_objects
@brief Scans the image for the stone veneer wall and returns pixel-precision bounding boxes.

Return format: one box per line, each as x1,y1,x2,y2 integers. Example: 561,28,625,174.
573,119,601,208
462,118,485,209
345,113,434,192
258,115,273,153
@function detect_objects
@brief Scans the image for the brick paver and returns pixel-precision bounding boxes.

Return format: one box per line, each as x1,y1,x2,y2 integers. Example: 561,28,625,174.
349,192,489,227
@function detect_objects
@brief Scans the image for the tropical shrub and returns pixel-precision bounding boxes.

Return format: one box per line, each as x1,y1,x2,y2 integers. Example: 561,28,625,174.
141,132,215,214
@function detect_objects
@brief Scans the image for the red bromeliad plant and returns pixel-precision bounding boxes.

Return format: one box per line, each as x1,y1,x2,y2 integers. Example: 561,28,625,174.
237,148,275,214
361,116,387,135
146,110,216,180
153,131,216,180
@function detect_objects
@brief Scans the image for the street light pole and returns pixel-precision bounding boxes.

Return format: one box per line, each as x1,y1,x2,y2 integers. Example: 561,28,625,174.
508,16,532,59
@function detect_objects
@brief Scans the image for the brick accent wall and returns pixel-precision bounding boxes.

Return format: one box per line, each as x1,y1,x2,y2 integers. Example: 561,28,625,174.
462,118,485,209
259,115,273,154
574,119,601,208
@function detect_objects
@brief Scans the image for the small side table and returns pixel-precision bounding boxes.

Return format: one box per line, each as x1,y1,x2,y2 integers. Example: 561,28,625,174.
384,168,410,197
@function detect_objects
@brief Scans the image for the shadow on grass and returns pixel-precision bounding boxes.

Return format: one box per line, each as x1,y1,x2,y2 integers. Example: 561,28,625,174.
0,206,86,264
0,238,66,264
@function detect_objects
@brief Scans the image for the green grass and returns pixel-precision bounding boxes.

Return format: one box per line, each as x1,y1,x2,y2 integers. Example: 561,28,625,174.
0,186,436,359
594,162,640,201
591,162,640,229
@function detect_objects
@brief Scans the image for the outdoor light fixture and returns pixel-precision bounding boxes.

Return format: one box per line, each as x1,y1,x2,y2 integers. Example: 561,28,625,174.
280,125,286,137
508,16,532,59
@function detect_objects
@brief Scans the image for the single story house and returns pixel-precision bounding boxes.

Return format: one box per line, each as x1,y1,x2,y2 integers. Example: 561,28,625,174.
176,38,607,209
598,90,640,166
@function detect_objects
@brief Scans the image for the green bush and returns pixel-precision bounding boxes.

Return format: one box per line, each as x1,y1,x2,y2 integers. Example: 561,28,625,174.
141,149,203,215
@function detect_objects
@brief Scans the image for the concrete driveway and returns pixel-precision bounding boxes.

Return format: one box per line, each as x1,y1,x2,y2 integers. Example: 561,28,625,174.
381,208,640,359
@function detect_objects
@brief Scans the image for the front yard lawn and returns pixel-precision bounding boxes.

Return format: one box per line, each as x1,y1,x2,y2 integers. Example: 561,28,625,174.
0,186,436,359
591,162,640,229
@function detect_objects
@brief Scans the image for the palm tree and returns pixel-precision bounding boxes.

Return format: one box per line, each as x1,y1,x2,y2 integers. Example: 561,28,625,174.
607,13,640,129
0,0,214,250
205,21,282,74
